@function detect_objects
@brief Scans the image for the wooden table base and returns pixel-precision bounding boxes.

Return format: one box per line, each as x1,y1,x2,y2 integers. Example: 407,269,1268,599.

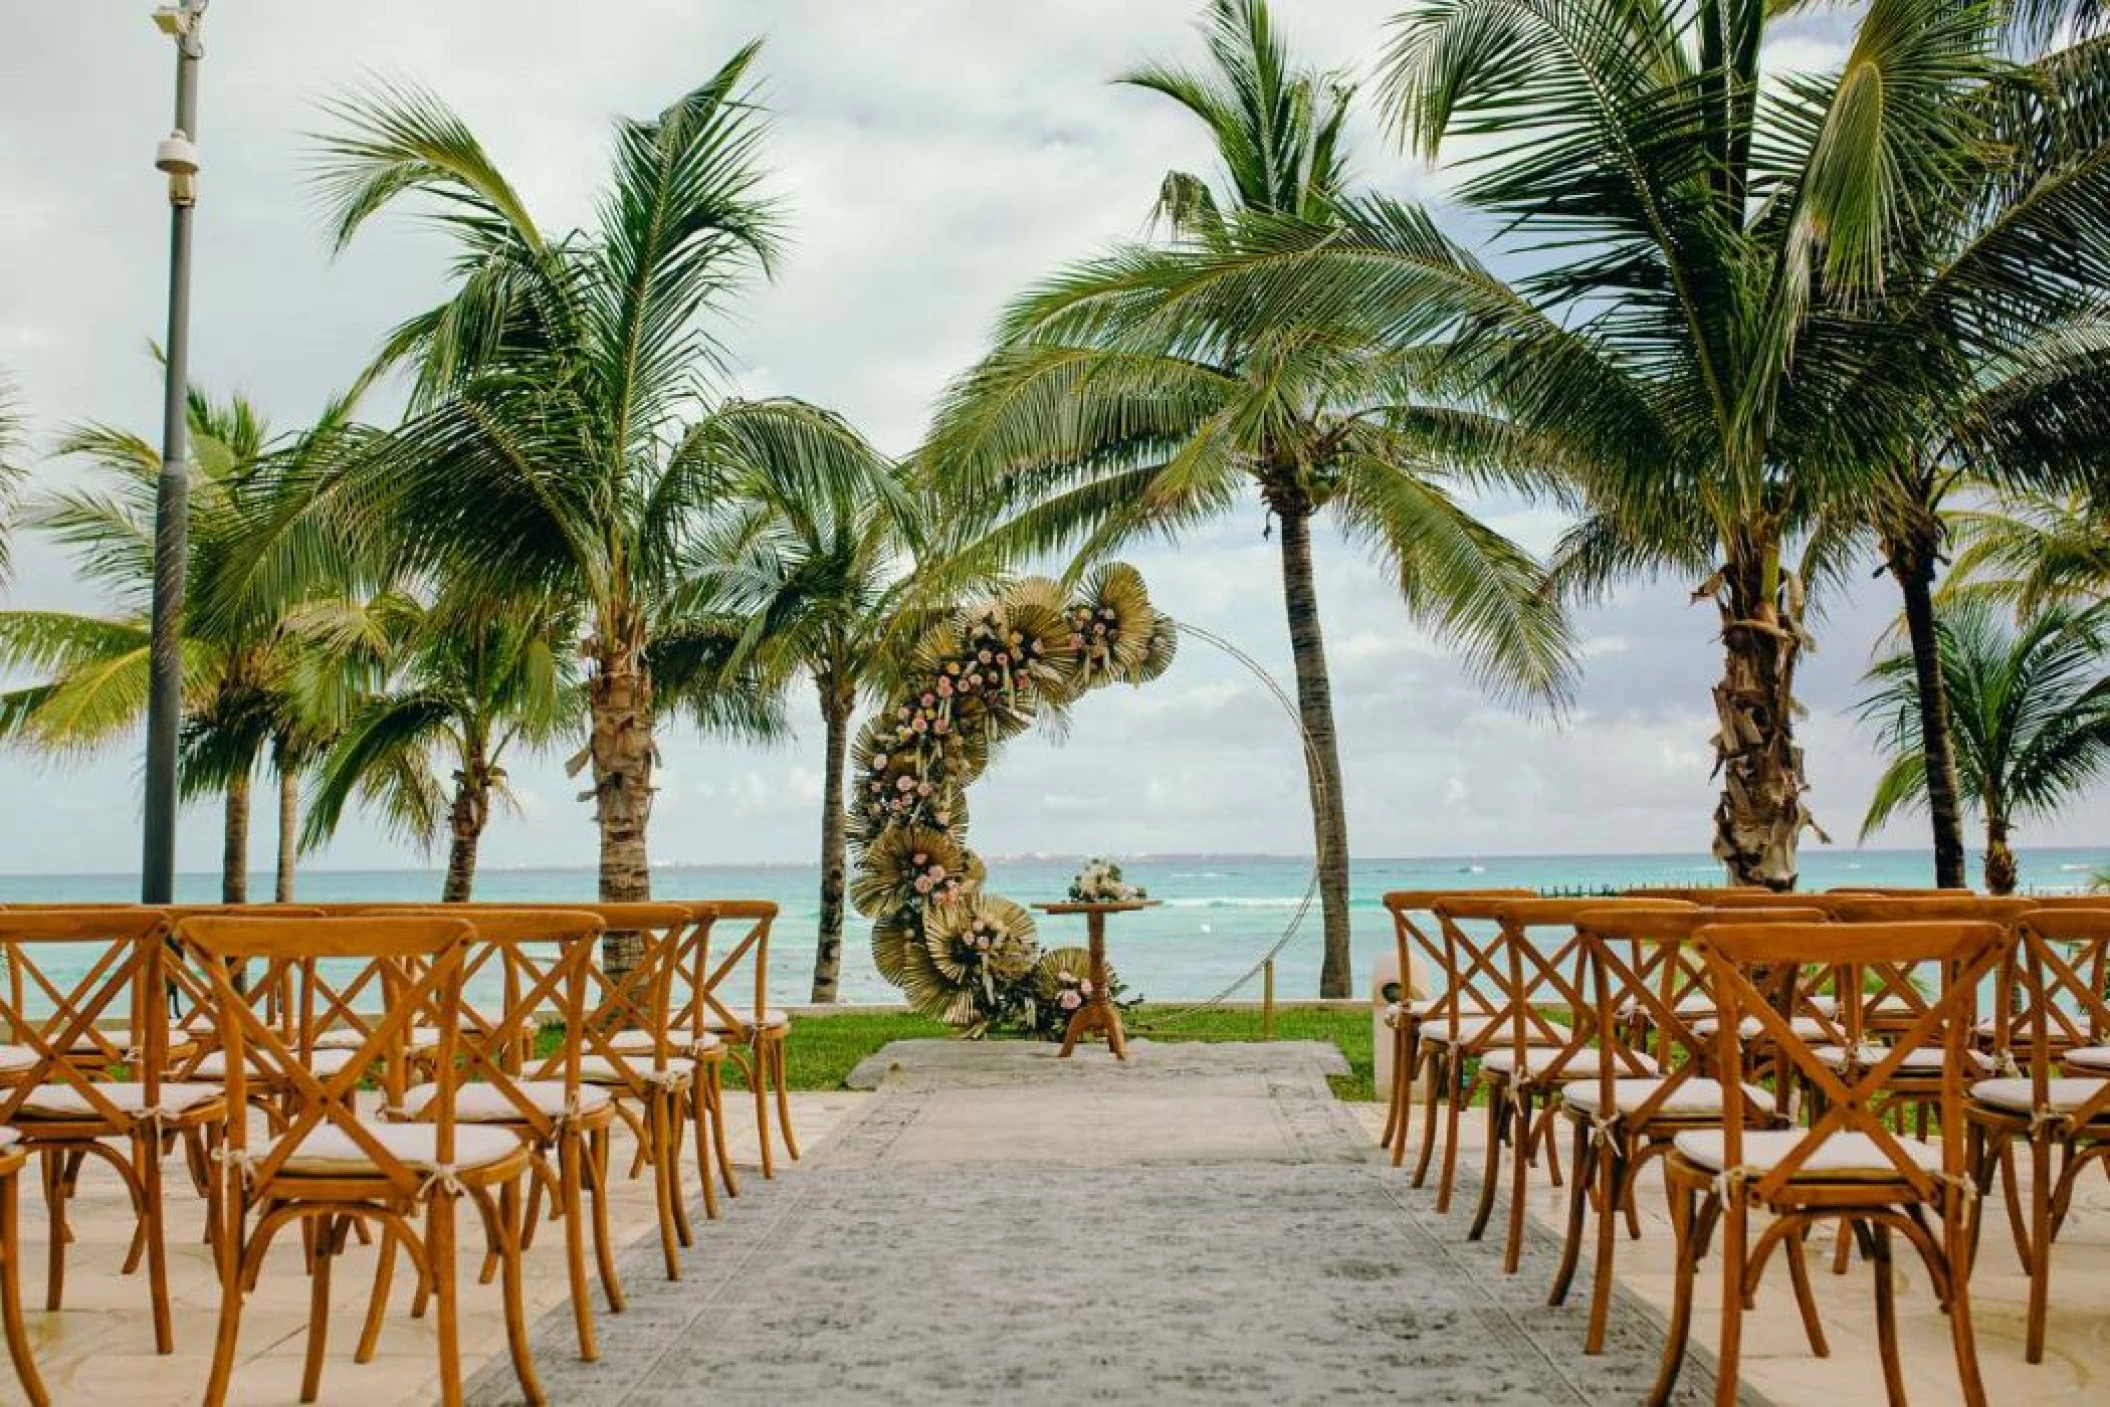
1055,908,1126,1060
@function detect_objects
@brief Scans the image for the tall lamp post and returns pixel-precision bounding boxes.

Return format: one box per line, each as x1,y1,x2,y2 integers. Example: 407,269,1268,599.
141,1,209,904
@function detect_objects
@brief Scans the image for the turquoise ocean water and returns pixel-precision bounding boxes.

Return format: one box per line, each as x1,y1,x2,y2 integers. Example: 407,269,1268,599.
2,848,2102,1008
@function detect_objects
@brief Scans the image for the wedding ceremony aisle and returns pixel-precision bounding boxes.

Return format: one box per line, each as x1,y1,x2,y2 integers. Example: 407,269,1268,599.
467,1041,1731,1405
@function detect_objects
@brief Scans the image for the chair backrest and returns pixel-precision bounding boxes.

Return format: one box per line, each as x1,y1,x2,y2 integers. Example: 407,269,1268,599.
2004,908,2110,1129
688,900,779,1035
1624,888,1812,908
387,908,606,1134
1574,905,1828,1125
1696,920,2010,1203
1482,897,1697,1076
0,908,174,1127
1380,889,1533,1017
176,914,475,1203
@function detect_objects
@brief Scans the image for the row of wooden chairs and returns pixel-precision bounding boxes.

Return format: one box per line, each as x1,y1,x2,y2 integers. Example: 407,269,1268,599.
1377,886,2110,1406
0,897,799,1407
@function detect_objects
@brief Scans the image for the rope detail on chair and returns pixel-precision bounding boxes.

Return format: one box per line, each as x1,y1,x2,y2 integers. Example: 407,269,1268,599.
418,1164,467,1200
1588,1113,1623,1150
208,1144,259,1187
2029,1105,2073,1139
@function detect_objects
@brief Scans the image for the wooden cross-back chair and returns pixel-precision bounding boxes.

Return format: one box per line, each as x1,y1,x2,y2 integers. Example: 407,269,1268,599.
383,907,624,1363
1551,905,1822,1355
643,903,737,1213
177,913,543,1407
1652,919,2009,1407
1376,890,1532,1172
1408,892,1573,1213
1965,906,2110,1364
0,908,227,1355
1801,897,2033,1139
690,900,799,1178
1470,898,1694,1274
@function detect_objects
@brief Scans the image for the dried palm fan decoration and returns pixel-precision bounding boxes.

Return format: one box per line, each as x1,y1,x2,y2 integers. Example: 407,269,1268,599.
852,565,1176,1033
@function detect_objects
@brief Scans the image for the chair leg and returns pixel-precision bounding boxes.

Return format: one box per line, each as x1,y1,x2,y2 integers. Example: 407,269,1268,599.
1784,1229,1830,1357
2027,1133,2053,1364
1410,1047,1444,1182
558,1135,596,1361
301,1215,335,1403
751,1044,775,1179
137,1131,174,1355
770,1036,800,1162
1872,1224,1907,1407
1647,1181,1700,1407
1504,1089,1537,1274
708,1066,739,1199
1715,1196,1747,1407
39,1151,65,1315
1585,1138,1626,1354
666,1094,695,1251
498,1179,547,1407
431,1194,464,1407
355,1226,396,1364
202,1215,246,1407
1467,1090,1506,1242
1547,1118,1590,1309
690,1077,720,1221
1945,1208,1989,1407
650,1102,682,1282
1379,1024,1405,1150
588,1129,625,1313
0,1171,49,1407
1434,1055,1467,1210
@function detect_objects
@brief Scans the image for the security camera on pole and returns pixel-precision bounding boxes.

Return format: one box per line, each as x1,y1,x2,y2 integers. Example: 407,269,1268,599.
141,1,209,904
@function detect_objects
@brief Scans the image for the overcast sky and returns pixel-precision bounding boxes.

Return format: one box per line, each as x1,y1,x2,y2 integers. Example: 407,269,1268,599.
2,1,2103,877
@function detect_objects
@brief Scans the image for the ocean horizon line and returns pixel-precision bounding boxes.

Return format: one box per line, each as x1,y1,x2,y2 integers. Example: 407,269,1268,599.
6,841,2103,883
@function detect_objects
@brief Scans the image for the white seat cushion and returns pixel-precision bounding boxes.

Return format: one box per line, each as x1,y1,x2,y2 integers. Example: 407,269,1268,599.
1813,1044,1989,1073
577,1054,694,1088
606,1028,725,1057
188,1048,363,1080
707,1007,790,1033
2061,1045,2110,1072
1479,1047,1658,1079
1562,1077,1777,1120
1690,1014,1833,1041
309,1027,376,1051
1672,1128,1943,1181
0,1046,40,1075
399,1080,612,1122
278,1122,522,1177
1970,1076,2110,1117
7,1081,221,1122
1422,1015,1562,1047
0,1126,19,1153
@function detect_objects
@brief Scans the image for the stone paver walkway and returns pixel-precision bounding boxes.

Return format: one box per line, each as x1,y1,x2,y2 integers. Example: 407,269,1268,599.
470,1040,1736,1405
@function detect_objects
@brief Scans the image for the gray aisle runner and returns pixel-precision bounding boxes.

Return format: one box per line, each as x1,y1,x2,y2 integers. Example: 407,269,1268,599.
469,1040,1741,1405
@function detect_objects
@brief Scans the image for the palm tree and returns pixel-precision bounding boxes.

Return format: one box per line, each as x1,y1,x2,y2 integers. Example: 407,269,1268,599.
924,0,1574,997
1947,488,2110,613
1861,598,2110,894
675,425,928,1001
286,49,899,965
1136,1,2110,888
0,386,370,901
303,592,575,900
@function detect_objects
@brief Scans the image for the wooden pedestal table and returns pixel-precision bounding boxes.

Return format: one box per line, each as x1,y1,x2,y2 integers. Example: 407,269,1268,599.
1032,900,1158,1060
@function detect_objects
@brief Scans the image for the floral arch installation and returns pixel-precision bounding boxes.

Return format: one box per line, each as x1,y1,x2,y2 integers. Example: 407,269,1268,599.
848,563,1177,1035
848,567,1324,1036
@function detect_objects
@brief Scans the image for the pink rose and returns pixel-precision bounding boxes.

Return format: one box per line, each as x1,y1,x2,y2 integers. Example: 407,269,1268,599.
1080,980,1095,996
1058,991,1082,1012
913,877,933,894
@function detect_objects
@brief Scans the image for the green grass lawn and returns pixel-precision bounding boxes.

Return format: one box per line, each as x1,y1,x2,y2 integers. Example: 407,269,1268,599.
721,1005,1377,1102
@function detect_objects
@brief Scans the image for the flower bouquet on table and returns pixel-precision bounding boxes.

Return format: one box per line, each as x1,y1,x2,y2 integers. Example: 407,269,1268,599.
1067,857,1147,904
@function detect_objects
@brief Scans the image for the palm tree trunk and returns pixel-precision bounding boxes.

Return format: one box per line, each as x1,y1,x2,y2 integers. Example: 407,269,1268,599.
1274,497,1354,998
274,757,299,903
1708,538,1817,890
810,676,853,1003
1890,520,1968,889
222,769,251,905
1984,818,2018,895
441,755,490,903
585,621,656,975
